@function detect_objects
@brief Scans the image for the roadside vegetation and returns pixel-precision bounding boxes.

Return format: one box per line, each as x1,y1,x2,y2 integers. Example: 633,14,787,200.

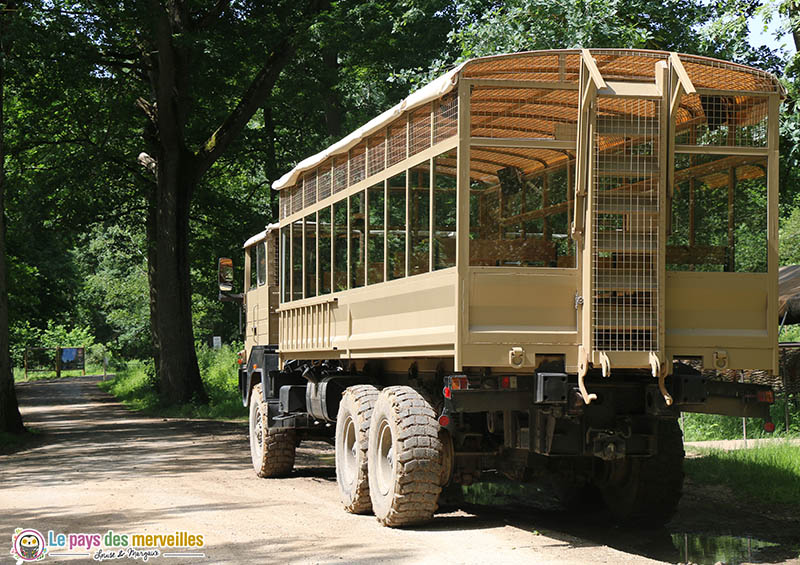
682,399,800,442
98,345,245,421
684,444,800,506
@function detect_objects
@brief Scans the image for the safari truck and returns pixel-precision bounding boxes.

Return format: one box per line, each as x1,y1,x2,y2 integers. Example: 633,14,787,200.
218,49,783,527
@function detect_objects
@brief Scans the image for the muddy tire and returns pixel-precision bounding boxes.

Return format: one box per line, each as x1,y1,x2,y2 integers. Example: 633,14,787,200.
335,385,379,514
598,419,684,525
367,386,443,527
249,383,296,477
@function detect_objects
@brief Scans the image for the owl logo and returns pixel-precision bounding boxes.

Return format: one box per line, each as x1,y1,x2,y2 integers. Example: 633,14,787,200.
10,528,46,562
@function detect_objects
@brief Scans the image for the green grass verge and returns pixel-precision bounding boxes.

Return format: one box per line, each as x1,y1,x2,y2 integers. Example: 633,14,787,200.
14,364,108,382
685,444,800,506
98,345,246,421
682,399,800,442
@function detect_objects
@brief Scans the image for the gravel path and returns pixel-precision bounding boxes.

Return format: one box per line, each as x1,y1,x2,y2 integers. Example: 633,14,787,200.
2,376,799,564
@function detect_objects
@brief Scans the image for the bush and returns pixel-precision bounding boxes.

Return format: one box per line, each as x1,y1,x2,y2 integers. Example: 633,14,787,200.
100,344,246,420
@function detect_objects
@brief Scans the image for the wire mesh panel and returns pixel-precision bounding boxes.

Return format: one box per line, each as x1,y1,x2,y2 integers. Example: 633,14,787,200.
387,123,407,167
471,87,579,139
679,55,780,93
367,134,386,177
291,185,302,215
303,172,318,208
675,94,769,147
409,107,431,156
434,93,459,143
333,157,347,194
318,165,332,200
590,50,668,82
461,52,580,82
280,189,290,219
350,143,366,185
592,97,661,352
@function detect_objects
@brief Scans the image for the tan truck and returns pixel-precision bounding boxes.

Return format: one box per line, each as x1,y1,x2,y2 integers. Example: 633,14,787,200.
219,49,783,527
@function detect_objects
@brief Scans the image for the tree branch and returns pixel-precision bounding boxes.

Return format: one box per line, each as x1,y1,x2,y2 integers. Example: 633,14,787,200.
190,0,230,30
195,0,331,176
194,39,296,176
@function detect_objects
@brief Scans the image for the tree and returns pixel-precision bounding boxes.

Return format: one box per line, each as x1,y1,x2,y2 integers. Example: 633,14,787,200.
0,0,25,434
18,0,331,404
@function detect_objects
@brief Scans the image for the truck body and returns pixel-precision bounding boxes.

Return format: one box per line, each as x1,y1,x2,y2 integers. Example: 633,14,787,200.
224,49,783,526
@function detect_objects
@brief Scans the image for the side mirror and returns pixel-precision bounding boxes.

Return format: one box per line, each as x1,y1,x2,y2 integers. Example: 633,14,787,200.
218,257,234,292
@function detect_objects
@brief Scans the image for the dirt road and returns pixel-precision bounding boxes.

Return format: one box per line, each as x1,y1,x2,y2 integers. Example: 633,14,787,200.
2,377,799,565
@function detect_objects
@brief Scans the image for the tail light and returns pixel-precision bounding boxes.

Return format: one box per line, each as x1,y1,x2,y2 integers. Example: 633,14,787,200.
757,390,774,403
500,376,518,390
448,376,469,390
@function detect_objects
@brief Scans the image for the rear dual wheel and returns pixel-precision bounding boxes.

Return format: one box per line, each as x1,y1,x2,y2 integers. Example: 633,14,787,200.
335,385,379,513
367,386,444,527
335,385,445,526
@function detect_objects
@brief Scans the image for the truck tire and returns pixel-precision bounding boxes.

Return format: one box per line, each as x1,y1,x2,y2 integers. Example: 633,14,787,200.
249,383,296,477
367,386,443,527
335,385,379,514
598,419,684,524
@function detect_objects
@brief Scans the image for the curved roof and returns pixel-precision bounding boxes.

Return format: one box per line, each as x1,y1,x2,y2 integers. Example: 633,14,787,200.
273,49,783,191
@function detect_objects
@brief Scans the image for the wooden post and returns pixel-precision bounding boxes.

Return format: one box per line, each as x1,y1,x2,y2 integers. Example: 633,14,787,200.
82,345,86,376
56,347,61,379
24,348,28,381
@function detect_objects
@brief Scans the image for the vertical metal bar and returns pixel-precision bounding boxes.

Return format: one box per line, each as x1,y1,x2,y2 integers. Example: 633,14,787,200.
347,195,352,289
365,185,370,285
657,61,669,356
383,179,388,283
455,79,471,371
405,154,410,278
429,156,434,273
768,93,780,374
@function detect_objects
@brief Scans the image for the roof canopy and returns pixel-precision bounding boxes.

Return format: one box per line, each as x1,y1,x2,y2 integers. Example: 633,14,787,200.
273,49,783,192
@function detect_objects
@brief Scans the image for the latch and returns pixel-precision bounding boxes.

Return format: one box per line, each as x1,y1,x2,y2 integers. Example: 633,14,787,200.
509,346,525,368
574,293,584,309
713,349,729,369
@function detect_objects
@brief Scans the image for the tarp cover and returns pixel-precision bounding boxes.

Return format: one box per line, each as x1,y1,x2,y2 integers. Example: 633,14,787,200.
779,265,800,324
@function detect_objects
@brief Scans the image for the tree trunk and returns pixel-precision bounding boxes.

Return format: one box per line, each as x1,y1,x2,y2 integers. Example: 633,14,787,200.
0,8,25,433
151,146,207,404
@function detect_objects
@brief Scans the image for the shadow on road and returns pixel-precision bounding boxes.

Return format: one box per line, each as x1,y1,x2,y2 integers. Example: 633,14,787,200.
4,376,799,565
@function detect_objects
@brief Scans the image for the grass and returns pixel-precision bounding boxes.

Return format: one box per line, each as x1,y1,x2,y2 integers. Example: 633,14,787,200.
98,345,247,421
13,364,109,382
681,398,800,442
684,444,800,506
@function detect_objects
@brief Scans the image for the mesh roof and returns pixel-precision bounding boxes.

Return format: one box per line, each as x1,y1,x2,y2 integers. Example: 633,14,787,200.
273,49,782,193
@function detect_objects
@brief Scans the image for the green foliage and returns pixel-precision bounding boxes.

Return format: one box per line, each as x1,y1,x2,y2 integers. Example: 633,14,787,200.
681,396,800,441
685,444,800,505
99,345,246,420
